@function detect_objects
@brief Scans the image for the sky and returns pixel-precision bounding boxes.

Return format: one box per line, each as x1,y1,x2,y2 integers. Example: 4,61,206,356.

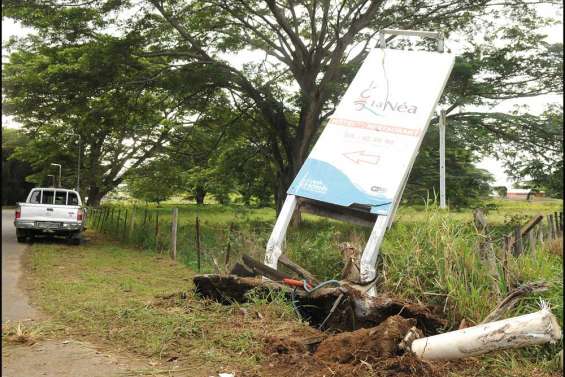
2,6,563,189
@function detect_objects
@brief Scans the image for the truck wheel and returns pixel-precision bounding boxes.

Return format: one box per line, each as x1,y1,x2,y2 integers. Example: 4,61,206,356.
68,233,81,245
16,229,27,243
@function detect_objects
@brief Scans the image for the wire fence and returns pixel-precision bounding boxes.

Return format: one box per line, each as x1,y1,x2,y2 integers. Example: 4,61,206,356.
86,205,563,277
86,206,273,273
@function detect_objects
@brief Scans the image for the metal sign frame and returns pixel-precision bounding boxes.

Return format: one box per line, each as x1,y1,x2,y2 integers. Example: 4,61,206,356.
439,110,447,209
264,29,450,297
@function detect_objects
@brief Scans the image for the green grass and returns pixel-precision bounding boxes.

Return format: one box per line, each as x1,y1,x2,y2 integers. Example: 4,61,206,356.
23,234,308,376
87,199,563,323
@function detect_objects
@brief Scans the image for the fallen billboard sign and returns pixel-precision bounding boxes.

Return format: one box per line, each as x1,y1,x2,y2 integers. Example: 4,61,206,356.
288,48,455,216
265,38,455,295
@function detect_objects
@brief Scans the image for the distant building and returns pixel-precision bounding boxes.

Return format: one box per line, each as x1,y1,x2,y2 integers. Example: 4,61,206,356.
506,188,545,200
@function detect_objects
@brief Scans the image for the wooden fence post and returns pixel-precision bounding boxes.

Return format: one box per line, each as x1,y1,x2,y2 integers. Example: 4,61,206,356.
100,207,107,230
98,208,103,230
95,208,102,230
96,208,101,231
513,225,523,256
560,212,563,231
225,222,235,268
143,207,148,226
123,209,128,241
92,208,96,229
171,208,178,260
116,208,122,228
155,212,160,253
528,228,536,254
129,207,136,240
548,214,556,240
97,208,101,228
91,208,97,229
502,235,510,284
101,207,107,230
554,212,559,235
195,216,201,272
109,207,114,232
114,208,119,237
473,209,500,295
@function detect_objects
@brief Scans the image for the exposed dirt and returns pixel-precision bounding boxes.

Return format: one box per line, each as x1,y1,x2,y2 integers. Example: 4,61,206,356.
258,316,453,377
194,272,462,376
314,315,416,363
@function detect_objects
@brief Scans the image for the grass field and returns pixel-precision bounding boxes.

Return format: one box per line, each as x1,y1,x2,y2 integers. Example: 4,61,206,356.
89,198,563,284
14,198,564,376
19,232,311,376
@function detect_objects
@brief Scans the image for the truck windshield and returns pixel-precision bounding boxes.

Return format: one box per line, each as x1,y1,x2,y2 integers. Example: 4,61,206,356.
41,190,54,204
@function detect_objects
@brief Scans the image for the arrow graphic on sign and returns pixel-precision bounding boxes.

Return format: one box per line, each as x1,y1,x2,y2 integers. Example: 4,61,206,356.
343,151,381,165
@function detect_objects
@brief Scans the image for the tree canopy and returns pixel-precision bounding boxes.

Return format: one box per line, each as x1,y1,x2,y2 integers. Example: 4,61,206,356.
2,0,563,209
2,127,35,205
3,35,210,204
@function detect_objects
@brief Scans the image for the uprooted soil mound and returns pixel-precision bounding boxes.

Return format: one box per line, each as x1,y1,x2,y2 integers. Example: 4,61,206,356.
314,315,416,363
260,315,449,377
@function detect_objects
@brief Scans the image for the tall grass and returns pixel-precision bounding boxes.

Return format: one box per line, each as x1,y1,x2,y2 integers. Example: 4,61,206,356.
87,203,562,329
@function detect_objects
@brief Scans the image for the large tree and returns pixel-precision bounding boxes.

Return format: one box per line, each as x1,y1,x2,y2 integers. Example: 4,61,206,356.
131,0,563,210
163,93,275,205
501,104,563,198
2,128,35,205
404,122,494,207
125,158,184,205
3,36,200,205
3,0,562,210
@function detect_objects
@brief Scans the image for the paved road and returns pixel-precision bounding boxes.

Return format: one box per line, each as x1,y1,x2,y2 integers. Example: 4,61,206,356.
1,209,39,322
2,209,145,377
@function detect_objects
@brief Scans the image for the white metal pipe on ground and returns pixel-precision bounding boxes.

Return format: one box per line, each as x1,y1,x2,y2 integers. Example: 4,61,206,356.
411,307,562,360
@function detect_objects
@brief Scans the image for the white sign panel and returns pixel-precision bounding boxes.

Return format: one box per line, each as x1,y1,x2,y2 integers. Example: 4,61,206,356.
288,48,455,215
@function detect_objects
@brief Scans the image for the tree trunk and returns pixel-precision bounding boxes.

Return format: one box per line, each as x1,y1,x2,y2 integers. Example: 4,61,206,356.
273,101,320,224
274,163,300,212
86,186,104,207
195,187,206,205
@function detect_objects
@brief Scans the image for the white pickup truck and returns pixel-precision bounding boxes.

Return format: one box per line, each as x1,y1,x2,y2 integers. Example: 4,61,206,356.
14,187,86,244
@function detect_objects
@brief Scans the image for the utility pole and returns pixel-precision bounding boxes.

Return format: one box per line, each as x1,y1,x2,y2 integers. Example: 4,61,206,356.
76,135,81,192
439,110,447,209
50,163,62,188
